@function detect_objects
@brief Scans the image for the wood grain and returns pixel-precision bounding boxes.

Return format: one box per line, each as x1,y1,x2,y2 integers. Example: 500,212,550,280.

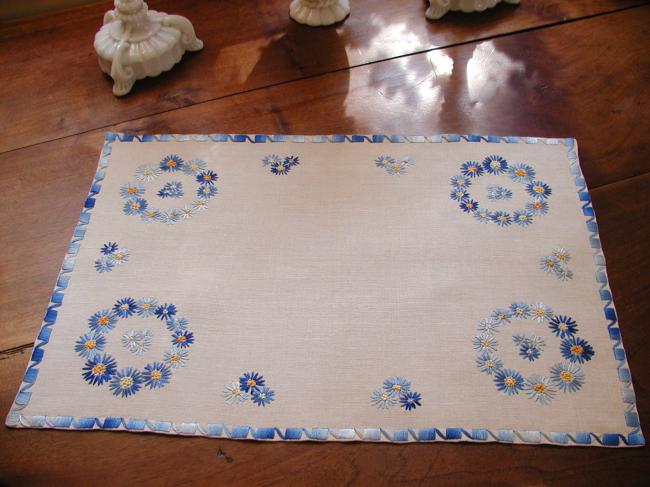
2,173,649,487
0,0,647,152
1,6,649,351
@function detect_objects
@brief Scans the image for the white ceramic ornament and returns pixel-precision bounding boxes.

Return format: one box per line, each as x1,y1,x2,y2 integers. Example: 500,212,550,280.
94,0,203,96
290,0,350,26
426,0,520,20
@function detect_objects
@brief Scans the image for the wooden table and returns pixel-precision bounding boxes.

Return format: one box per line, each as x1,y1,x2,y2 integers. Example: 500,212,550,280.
1,1,649,484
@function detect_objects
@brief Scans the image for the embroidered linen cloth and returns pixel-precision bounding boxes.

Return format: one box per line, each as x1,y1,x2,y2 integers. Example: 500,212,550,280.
6,133,643,447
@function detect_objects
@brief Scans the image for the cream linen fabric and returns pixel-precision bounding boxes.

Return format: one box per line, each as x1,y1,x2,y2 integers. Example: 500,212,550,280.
6,134,643,447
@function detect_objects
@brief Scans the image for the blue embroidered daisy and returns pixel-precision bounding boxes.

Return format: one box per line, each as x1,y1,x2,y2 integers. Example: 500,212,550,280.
385,160,407,176
375,155,395,168
270,160,291,175
285,155,300,167
88,309,118,333
524,375,556,405
383,376,411,396
491,211,512,227
370,387,398,409
473,209,492,223
477,318,499,333
82,353,117,385
450,189,470,201
160,154,184,172
490,308,513,325
494,369,524,395
123,198,148,215
509,302,531,320
540,255,560,274
560,337,595,363
101,242,119,255
142,362,172,389
109,367,143,398
459,199,479,213
197,184,218,199
483,155,508,174
519,342,541,362
223,382,249,404
508,163,536,183
530,302,553,323
552,246,571,263
513,210,534,227
108,247,129,266
460,161,484,178
74,332,106,359
113,297,138,318
526,200,549,216
399,391,422,411
450,175,472,190
94,257,114,273
472,332,497,353
549,315,578,338
196,170,218,185
140,208,161,223
154,303,177,320
526,181,552,199
182,159,206,175
550,362,584,393
191,199,209,212
166,316,189,332
119,182,145,199
171,330,194,348
251,387,275,407
159,209,182,225
135,163,161,182
163,346,189,369
476,352,503,375
239,371,265,393
262,154,282,167
136,297,158,317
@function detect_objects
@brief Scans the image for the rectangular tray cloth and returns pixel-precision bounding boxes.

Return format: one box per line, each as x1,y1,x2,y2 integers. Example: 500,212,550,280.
6,133,643,447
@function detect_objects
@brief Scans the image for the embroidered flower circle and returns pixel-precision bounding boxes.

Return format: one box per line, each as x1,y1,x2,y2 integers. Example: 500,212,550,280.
76,297,194,398
450,156,552,228
472,302,595,405
122,155,216,225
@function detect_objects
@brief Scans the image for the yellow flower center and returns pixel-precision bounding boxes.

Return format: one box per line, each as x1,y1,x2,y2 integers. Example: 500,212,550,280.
560,371,573,383
143,168,153,175
171,354,180,362
504,376,516,388
390,165,401,173
150,371,162,381
485,360,494,368
202,187,210,194
127,187,137,194
91,363,106,375
277,165,286,172
391,384,402,392
145,210,156,217
381,393,390,401
189,163,198,171
247,379,257,388
166,160,176,168
113,253,123,260
498,215,506,221
120,304,129,310
570,345,583,356
142,303,150,310
130,202,140,210
515,169,526,177
490,161,500,169
468,166,477,173
466,203,474,209
559,323,567,330
98,316,109,326
533,202,542,209
556,253,566,261
203,175,212,181
481,339,490,348
259,393,266,399
534,310,544,317
533,383,546,394
119,377,133,388
84,340,96,350
175,335,186,343
546,260,555,268
534,185,544,193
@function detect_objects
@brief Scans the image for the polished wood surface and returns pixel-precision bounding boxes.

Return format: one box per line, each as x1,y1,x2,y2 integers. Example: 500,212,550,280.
1,0,649,485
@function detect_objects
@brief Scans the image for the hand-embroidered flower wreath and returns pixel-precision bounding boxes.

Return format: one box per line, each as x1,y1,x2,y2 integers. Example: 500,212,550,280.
75,297,194,398
450,155,552,227
473,302,595,405
121,155,216,224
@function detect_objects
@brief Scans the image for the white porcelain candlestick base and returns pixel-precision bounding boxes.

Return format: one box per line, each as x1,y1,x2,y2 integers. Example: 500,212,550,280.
94,0,203,96
290,0,350,26
426,0,520,20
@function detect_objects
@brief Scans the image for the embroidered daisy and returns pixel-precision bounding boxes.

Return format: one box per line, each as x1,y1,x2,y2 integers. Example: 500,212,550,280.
179,205,195,220
190,200,209,212
474,209,492,223
560,337,595,363
142,362,172,389
385,160,407,176
285,155,300,167
472,332,497,353
251,387,275,407
159,209,182,225
119,182,145,199
123,198,148,215
526,181,552,199
88,309,118,333
239,371,265,393
490,308,512,325
460,199,479,213
508,163,536,183
509,302,531,320
524,375,556,404
491,211,512,227
494,369,524,395
371,387,398,409
552,247,571,263
101,242,119,255
450,189,470,201
550,362,584,393
476,352,503,375
262,154,282,167
540,255,559,274
196,170,218,185
160,154,184,172
519,342,541,362
108,247,129,266
460,161,484,178
525,199,549,216
113,297,138,318
135,164,161,182
182,159,206,175
82,354,117,385
383,376,411,396
270,160,291,175
450,175,472,190
166,316,189,332
530,302,553,323
483,155,508,175
136,297,158,317
164,346,189,369
477,318,499,333
171,330,194,348
197,184,218,199
399,391,422,411
154,303,177,320
109,367,143,398
223,381,250,404
121,329,153,356
374,155,395,168
548,315,578,338
513,210,534,227
74,332,106,359
94,257,114,273
140,208,161,223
